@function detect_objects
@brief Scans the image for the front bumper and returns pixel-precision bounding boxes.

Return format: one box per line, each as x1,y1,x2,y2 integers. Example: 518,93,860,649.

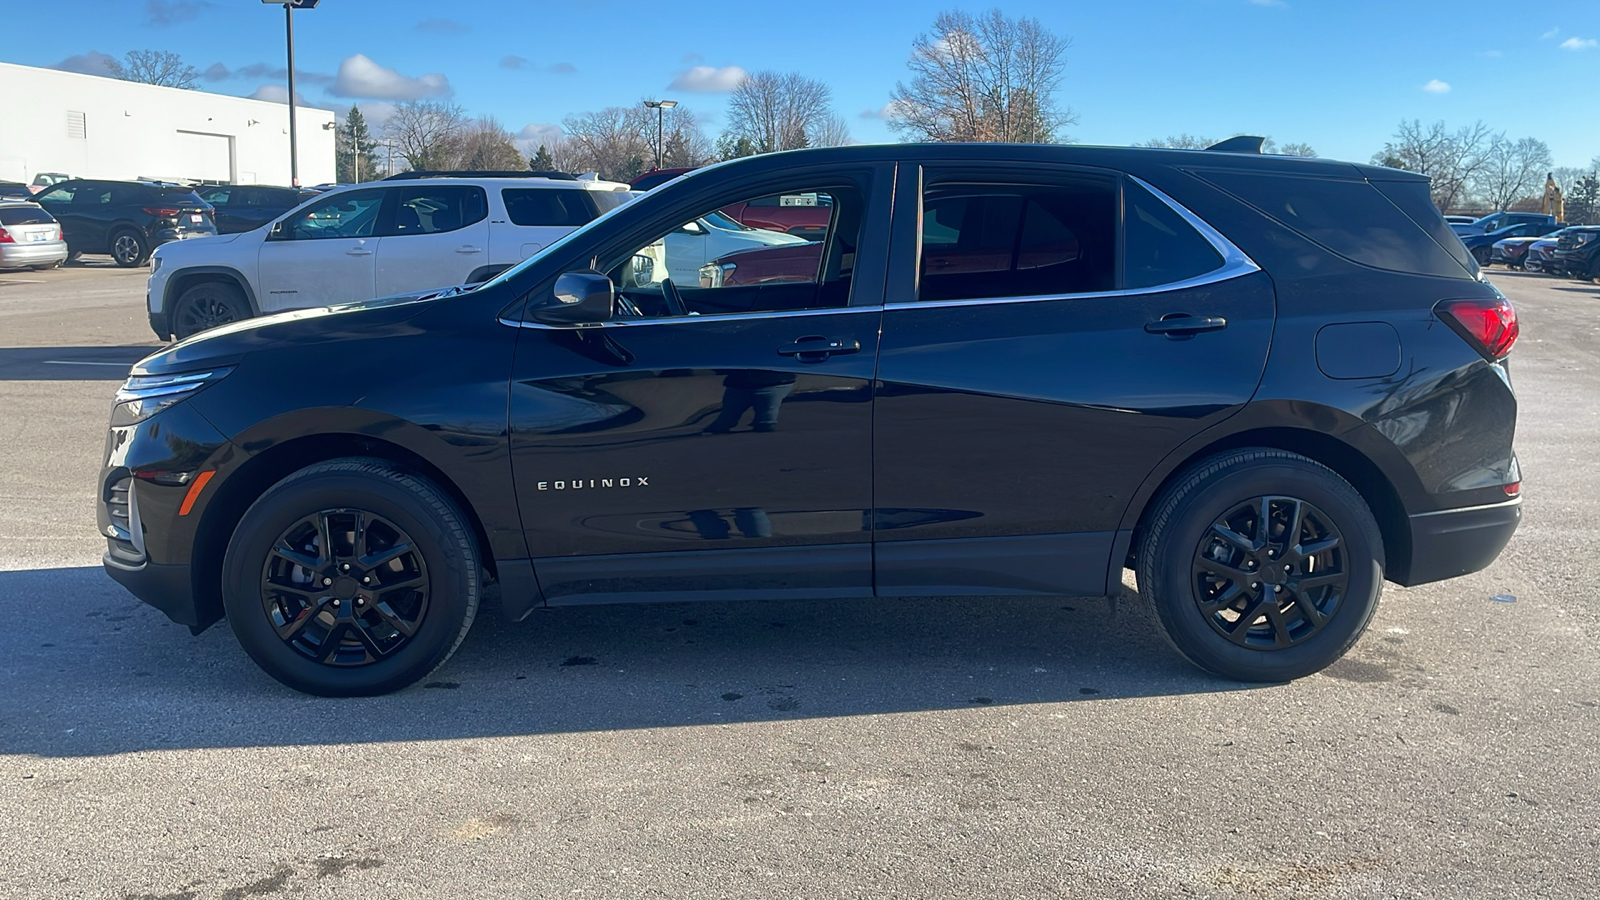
1396,496,1521,586
104,553,202,628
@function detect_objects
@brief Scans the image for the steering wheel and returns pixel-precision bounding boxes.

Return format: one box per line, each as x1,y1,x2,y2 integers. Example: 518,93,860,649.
660,278,690,318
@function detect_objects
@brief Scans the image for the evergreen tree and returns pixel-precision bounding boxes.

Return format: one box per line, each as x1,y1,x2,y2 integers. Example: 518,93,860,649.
336,105,383,183
529,145,555,171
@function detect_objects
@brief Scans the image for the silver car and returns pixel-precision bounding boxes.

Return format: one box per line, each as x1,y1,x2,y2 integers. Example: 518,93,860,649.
0,201,68,269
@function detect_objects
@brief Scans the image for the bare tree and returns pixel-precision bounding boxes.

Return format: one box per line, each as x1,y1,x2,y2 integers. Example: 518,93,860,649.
725,71,834,153
1373,119,1494,211
383,100,468,172
106,50,200,89
810,113,853,148
453,116,525,170
1276,142,1318,158
657,107,717,169
1139,135,1317,157
888,9,1076,143
1475,135,1553,211
562,106,654,180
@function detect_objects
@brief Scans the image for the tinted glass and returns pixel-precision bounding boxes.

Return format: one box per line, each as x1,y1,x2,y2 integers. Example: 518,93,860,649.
34,186,74,204
918,178,1116,301
1123,180,1224,289
0,206,54,226
1372,179,1478,277
158,188,205,207
200,187,232,205
501,188,595,227
389,185,487,236
630,172,682,191
1206,171,1472,279
282,189,385,239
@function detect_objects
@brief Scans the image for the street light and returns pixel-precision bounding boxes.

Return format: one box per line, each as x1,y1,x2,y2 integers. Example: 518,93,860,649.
643,99,678,170
262,0,320,187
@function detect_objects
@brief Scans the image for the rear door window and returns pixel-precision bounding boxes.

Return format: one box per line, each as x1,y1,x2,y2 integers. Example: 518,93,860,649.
1123,179,1225,289
388,185,488,235
917,176,1116,302
501,188,597,226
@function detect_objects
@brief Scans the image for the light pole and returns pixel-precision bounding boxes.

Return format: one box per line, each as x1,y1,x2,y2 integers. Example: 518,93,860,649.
263,0,319,187
643,99,677,170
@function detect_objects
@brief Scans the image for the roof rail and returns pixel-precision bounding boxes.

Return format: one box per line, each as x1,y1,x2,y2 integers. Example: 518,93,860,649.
1205,135,1266,154
382,170,578,181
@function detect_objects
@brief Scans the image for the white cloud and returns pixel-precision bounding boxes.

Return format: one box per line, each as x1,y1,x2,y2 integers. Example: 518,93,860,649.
1480,49,1504,58
1422,79,1451,93
1560,36,1597,51
1540,27,1559,40
668,65,747,93
1248,0,1286,7
516,122,563,145
246,84,332,111
859,100,908,120
330,53,451,101
500,55,531,70
53,51,117,77
145,0,216,26
550,62,577,75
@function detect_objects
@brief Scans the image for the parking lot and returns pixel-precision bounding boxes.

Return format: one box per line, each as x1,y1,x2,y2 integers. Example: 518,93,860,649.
1,263,1597,898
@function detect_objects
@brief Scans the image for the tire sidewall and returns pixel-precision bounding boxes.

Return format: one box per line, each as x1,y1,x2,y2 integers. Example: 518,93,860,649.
1146,457,1384,682
223,466,476,696
175,283,248,339
111,230,146,267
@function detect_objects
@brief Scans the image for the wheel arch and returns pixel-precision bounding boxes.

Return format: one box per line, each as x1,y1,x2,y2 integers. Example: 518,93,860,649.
163,266,262,316
188,432,498,631
1119,422,1413,587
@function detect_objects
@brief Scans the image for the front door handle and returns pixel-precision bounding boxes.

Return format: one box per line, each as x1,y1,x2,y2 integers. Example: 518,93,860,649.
456,245,482,254
1144,314,1227,337
345,247,373,257
777,336,861,361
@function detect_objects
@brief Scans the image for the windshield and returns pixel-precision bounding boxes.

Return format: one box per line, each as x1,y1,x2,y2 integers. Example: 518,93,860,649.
477,194,641,292
701,210,751,231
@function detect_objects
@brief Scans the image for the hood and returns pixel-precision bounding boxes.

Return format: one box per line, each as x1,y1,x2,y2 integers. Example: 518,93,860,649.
723,227,810,250
131,289,453,377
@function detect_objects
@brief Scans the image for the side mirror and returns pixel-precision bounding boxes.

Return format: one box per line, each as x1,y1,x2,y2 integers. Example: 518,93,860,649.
534,270,614,326
630,253,656,287
677,220,704,235
268,220,287,239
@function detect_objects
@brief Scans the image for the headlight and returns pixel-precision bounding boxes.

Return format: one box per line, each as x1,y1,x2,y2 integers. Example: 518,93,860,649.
698,262,736,288
111,368,232,425
151,255,162,275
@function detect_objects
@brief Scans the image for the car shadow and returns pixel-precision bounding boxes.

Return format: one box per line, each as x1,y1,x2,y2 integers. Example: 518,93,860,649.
0,566,1261,758
0,346,158,380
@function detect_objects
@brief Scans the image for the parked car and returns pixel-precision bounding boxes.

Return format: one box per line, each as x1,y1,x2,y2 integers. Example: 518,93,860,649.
1451,211,1557,236
1443,215,1478,226
29,172,73,194
1488,237,1539,268
1552,225,1600,282
1523,228,1577,273
147,173,632,340
720,191,834,240
31,179,215,267
629,167,698,191
1460,221,1560,265
100,143,1522,697
0,201,68,270
196,185,324,235
0,181,34,201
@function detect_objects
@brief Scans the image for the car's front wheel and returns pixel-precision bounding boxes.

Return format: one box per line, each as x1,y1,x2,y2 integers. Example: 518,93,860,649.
1136,449,1383,682
172,282,250,340
222,459,481,696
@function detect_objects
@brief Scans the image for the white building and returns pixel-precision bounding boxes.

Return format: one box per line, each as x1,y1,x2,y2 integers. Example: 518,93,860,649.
0,61,335,187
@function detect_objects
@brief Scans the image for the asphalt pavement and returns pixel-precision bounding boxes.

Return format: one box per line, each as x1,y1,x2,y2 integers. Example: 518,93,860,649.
1,262,1596,899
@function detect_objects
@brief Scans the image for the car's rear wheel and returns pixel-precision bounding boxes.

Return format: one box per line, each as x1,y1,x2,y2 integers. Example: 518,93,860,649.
1136,449,1383,682
110,229,148,267
1471,246,1491,266
222,459,481,696
173,282,250,339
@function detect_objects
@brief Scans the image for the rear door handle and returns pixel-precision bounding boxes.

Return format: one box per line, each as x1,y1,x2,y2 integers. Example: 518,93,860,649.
345,247,372,257
456,245,482,254
1145,314,1227,337
777,336,861,361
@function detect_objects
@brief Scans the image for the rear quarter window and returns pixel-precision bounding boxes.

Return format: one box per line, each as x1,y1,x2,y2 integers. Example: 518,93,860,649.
501,189,597,227
1198,170,1472,279
1123,180,1224,289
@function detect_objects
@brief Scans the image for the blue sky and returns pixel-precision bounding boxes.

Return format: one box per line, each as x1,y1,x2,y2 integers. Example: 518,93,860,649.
9,0,1598,168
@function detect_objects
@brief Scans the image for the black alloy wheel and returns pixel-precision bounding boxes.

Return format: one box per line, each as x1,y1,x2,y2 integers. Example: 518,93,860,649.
223,459,481,696
1191,496,1347,650
173,283,250,339
1137,448,1383,682
111,230,147,267
261,508,430,666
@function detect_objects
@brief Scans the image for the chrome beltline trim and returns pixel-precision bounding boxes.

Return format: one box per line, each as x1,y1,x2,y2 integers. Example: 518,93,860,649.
499,305,878,330
1410,496,1522,517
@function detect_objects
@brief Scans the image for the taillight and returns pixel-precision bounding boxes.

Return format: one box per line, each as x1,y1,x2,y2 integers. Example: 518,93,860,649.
0,226,12,244
1438,296,1519,359
143,207,182,217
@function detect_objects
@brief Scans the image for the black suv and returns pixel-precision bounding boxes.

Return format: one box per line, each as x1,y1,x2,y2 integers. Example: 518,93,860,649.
1552,225,1600,281
100,144,1522,696
32,179,215,266
196,184,323,235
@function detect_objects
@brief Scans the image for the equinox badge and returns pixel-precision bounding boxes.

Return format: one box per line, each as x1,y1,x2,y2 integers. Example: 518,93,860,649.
538,477,650,490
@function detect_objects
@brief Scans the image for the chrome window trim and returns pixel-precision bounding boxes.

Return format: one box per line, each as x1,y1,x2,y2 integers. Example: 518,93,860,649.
499,304,877,331
893,173,1261,310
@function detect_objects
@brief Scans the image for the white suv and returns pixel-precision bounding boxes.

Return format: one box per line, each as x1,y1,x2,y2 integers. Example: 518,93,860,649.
146,173,631,340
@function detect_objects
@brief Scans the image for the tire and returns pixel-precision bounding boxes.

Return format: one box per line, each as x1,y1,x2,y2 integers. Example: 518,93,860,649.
66,249,82,264
173,281,251,340
110,229,148,267
1471,246,1491,266
222,459,481,696
1136,448,1384,682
